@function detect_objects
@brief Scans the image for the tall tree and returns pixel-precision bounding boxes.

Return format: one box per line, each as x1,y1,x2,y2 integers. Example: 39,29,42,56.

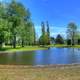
42,22,45,36
0,0,35,48
67,22,77,45
46,21,50,45
26,21,35,45
0,2,8,48
40,22,45,45
7,0,30,48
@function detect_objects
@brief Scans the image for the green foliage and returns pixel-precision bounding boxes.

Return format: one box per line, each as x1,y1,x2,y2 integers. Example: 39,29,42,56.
0,1,35,48
67,39,71,45
50,37,55,44
39,33,49,45
67,22,77,45
46,21,50,45
39,21,50,45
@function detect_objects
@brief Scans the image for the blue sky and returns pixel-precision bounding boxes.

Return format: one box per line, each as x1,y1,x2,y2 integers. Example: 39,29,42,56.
1,0,80,38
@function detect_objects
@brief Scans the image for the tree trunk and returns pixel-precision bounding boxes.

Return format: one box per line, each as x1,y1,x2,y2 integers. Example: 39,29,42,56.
72,32,75,46
21,39,24,47
13,34,16,48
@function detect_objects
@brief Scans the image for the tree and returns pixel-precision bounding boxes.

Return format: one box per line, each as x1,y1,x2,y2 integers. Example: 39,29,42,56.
55,34,64,44
7,0,30,48
50,37,55,44
40,22,46,45
42,22,45,36
0,0,35,48
0,2,9,48
67,39,71,45
46,21,50,45
26,21,35,46
67,22,77,45
39,21,51,45
39,33,49,45
78,39,80,45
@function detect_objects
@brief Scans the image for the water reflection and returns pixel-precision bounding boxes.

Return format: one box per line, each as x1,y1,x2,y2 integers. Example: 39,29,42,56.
0,48,80,65
34,48,80,65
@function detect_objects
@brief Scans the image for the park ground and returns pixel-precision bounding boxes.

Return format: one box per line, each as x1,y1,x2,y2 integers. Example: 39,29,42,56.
0,64,80,80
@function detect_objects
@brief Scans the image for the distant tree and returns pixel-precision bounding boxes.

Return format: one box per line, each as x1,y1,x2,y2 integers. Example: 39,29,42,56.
67,22,77,45
50,37,55,44
42,22,45,36
39,21,51,45
46,21,50,45
55,34,64,44
78,39,80,45
39,22,46,45
0,32,4,48
39,33,49,45
74,31,80,45
67,39,71,45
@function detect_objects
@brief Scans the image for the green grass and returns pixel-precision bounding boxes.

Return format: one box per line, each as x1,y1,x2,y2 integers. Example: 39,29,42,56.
48,44,67,47
1,44,80,52
48,44,80,48
0,46,47,52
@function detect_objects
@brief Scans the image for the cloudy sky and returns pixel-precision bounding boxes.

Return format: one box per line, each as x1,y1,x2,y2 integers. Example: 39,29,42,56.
1,0,80,38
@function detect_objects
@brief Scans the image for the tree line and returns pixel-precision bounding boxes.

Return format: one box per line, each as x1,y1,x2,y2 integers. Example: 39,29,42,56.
0,0,80,49
39,22,80,46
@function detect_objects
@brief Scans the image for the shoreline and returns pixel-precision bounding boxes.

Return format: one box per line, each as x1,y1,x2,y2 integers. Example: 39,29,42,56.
0,63,80,69
1,45,80,52
0,64,80,80
1,46,80,53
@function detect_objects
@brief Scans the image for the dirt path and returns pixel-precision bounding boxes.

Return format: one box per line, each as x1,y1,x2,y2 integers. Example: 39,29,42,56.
0,64,80,80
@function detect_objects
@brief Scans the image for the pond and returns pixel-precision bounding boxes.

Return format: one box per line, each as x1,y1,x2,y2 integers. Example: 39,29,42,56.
0,48,80,65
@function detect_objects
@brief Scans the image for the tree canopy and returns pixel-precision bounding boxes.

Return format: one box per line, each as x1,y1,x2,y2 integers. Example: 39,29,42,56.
0,1,35,48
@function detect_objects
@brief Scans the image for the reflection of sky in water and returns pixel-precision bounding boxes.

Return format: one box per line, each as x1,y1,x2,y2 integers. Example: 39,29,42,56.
0,48,80,65
34,50,45,65
34,48,80,65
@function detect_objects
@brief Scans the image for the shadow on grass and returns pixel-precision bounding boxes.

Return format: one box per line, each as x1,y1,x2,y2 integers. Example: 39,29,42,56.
0,48,7,51
0,47,22,51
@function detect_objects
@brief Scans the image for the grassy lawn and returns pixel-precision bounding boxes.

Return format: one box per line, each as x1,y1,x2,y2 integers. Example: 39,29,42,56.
0,64,80,80
48,44,80,48
48,44,67,47
0,46,47,52
0,45,80,52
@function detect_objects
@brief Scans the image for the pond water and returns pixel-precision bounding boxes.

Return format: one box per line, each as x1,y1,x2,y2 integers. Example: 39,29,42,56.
0,48,80,65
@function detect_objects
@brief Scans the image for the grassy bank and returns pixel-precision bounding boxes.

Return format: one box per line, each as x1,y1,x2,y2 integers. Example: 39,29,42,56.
0,46,47,52
48,44,80,48
1,45,80,52
0,65,80,80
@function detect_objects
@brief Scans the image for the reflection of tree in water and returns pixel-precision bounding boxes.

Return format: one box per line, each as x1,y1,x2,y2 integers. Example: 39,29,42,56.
78,48,80,51
69,48,79,63
72,48,75,53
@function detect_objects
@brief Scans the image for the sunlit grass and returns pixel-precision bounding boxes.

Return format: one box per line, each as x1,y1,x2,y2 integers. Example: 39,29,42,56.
1,45,80,52
1,46,47,52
